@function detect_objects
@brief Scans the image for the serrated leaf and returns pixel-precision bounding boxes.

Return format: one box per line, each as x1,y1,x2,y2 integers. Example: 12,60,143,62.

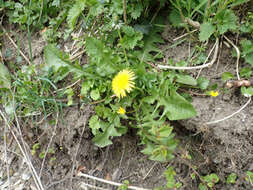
121,32,143,50
89,115,101,135
85,37,117,76
176,74,197,86
216,9,237,34
0,62,11,89
44,44,69,72
136,28,164,62
160,90,197,120
93,124,121,147
67,0,86,30
129,2,143,19
199,22,215,41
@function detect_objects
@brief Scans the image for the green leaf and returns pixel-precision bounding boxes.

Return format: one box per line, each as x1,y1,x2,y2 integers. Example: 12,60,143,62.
176,74,197,86
241,39,253,66
169,9,184,27
199,183,207,190
245,54,253,66
199,22,215,42
67,0,86,30
229,0,250,7
44,44,69,72
222,72,234,82
197,77,209,90
216,9,237,34
203,173,219,187
246,171,253,182
241,86,253,96
136,28,164,62
226,173,237,184
160,90,197,120
92,124,122,147
240,67,252,78
121,31,143,50
64,88,74,106
0,62,11,89
89,115,101,135
90,89,100,100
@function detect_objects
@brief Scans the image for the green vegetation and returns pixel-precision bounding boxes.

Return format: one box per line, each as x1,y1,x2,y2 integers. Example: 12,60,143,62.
0,0,253,189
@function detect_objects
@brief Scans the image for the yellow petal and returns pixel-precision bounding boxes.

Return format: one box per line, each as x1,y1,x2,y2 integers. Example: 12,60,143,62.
210,90,219,97
112,69,135,98
117,107,126,115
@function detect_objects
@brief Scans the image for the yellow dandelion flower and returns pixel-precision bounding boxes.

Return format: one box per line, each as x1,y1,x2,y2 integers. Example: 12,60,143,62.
210,90,219,97
117,107,126,115
112,69,135,98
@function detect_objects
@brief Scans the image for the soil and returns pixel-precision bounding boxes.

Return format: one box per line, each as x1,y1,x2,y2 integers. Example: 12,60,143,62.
1,19,253,190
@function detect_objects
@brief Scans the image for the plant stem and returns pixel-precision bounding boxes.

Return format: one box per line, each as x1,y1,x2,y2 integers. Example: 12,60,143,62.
117,29,129,64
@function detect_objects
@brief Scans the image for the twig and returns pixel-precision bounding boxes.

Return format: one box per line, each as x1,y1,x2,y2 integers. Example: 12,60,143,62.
79,182,109,190
70,50,86,62
196,38,218,79
206,97,251,125
90,95,116,105
39,112,59,178
4,120,11,190
143,163,157,180
173,29,198,41
158,38,219,70
13,110,45,190
69,106,91,189
53,79,80,93
224,35,240,80
1,26,31,65
0,110,44,190
77,172,152,190
71,28,83,54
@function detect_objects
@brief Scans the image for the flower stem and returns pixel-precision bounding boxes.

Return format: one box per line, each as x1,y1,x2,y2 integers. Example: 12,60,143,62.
117,29,129,64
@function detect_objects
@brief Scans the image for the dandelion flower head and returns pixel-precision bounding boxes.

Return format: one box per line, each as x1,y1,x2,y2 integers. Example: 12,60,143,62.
112,69,135,98
117,107,126,115
210,90,219,97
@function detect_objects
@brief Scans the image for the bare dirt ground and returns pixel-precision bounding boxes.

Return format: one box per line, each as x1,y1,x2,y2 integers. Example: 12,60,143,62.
1,20,253,190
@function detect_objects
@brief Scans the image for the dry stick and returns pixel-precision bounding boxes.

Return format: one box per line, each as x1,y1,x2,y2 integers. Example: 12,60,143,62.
196,39,218,79
13,111,45,190
4,120,11,190
157,38,219,70
69,108,90,190
173,29,198,41
142,162,157,180
77,172,151,190
206,97,251,125
0,110,44,190
54,79,81,93
224,35,241,81
79,182,109,190
90,95,116,105
70,28,83,54
39,112,59,178
1,26,31,65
